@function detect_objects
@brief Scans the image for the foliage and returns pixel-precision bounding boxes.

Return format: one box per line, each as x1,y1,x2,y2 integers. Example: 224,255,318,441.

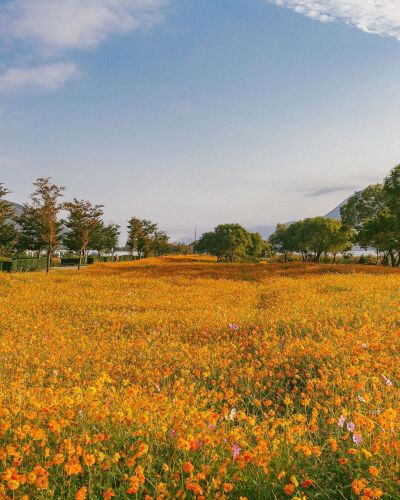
269,218,354,262
340,165,400,266
0,257,47,272
195,224,267,262
89,222,120,257
63,199,104,269
126,218,158,258
0,183,18,256
0,256,399,498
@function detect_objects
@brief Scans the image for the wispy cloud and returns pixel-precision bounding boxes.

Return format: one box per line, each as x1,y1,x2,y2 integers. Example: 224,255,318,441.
268,0,400,41
0,0,167,93
305,185,359,197
0,63,80,93
0,0,166,51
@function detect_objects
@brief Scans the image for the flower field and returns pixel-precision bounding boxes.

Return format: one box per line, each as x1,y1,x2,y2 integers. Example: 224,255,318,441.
1,256,400,499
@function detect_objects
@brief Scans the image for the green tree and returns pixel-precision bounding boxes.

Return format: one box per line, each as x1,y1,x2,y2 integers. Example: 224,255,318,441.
358,210,399,266
196,224,252,262
63,199,103,269
126,218,158,259
0,183,18,256
152,230,170,257
268,224,291,262
340,184,386,231
16,204,46,257
247,232,265,261
90,222,120,258
328,224,355,262
16,178,65,272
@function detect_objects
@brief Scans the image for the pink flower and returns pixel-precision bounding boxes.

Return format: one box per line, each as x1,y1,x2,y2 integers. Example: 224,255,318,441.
170,430,176,438
208,424,216,429
232,443,241,459
383,375,393,387
338,415,345,428
353,433,362,445
347,422,355,432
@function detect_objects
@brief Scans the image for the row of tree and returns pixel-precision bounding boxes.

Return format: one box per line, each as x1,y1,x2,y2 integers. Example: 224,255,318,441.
268,164,400,266
0,178,181,272
340,164,400,266
194,223,271,262
268,217,354,262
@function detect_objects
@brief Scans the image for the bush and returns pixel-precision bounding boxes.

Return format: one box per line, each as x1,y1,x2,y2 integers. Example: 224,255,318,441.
0,258,47,273
51,258,61,267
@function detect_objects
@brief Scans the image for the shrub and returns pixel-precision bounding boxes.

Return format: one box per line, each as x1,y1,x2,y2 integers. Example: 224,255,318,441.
0,258,47,273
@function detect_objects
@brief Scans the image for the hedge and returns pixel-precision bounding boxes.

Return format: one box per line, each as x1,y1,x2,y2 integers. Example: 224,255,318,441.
0,258,47,273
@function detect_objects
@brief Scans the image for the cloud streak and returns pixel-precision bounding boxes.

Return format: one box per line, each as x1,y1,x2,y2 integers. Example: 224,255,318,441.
305,185,359,197
0,0,166,51
268,0,400,41
0,63,80,93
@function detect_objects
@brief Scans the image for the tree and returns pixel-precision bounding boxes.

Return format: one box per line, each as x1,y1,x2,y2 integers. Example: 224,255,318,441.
340,184,386,231
16,178,65,273
90,222,120,258
329,224,355,263
16,205,46,257
358,210,399,266
152,230,170,257
384,164,400,227
0,183,18,256
268,224,291,262
63,199,103,269
247,232,265,260
195,224,252,262
126,218,158,259
103,223,120,256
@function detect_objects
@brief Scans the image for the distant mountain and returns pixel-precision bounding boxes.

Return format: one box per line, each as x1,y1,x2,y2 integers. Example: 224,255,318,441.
322,198,349,220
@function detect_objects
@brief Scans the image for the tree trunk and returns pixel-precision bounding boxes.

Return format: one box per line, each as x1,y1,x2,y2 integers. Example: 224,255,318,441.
78,249,82,270
333,253,337,263
46,249,51,274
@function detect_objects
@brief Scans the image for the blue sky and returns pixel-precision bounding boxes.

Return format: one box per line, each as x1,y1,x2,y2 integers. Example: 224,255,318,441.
2,0,400,241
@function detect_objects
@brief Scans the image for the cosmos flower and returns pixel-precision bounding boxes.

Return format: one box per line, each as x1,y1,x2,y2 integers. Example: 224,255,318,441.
347,422,356,432
233,443,241,459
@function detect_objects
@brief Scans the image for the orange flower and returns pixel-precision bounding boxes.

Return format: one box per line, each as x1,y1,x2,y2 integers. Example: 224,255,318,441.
7,479,19,491
84,454,96,466
223,483,233,492
369,466,379,477
36,476,49,489
284,484,295,495
103,487,115,499
183,462,194,474
76,486,87,500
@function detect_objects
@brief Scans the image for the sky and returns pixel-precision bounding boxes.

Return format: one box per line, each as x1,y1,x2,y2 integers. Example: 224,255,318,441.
2,0,400,242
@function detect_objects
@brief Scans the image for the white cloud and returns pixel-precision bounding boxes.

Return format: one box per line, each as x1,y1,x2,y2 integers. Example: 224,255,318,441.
268,0,400,40
0,0,166,51
0,0,166,94
0,63,80,93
